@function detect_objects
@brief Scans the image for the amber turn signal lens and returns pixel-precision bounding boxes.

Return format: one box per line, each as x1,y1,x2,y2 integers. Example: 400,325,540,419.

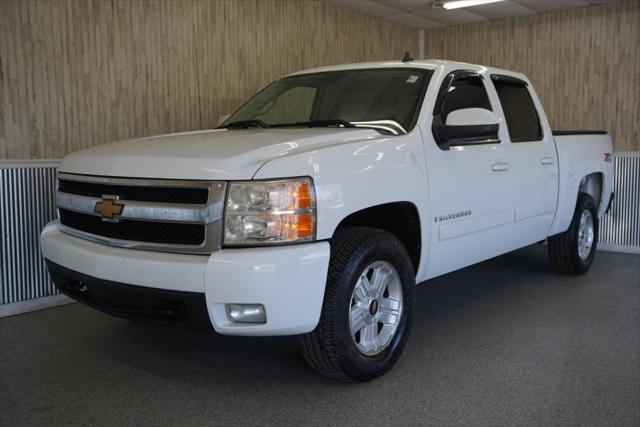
293,182,313,210
282,214,314,241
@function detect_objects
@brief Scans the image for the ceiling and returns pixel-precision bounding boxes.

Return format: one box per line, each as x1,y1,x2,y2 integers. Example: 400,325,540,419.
324,0,624,29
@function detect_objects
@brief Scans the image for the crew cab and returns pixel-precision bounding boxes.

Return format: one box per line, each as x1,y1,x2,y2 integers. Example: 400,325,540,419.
41,59,614,381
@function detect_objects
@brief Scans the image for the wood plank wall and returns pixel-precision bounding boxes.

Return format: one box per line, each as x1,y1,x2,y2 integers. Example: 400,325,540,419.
0,0,418,160
425,0,640,152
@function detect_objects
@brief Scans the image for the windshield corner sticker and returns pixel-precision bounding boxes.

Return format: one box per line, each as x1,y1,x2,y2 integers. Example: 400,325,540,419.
434,210,472,223
406,75,420,84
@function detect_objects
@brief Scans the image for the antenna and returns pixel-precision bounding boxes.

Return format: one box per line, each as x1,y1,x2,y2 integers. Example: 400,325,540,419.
402,51,414,63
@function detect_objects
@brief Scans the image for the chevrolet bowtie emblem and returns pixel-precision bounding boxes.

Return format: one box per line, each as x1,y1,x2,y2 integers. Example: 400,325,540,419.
94,196,124,220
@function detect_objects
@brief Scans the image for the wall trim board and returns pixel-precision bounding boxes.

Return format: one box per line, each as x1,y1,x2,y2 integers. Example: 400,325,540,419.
0,159,62,168
598,244,640,255
0,294,75,318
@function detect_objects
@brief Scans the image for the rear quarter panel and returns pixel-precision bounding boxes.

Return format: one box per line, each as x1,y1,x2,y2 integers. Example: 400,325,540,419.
550,134,614,235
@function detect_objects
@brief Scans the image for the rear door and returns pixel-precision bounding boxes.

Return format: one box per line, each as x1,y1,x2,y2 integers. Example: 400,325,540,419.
490,75,559,244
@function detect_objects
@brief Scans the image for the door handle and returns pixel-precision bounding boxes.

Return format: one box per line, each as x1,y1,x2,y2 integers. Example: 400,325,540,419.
541,157,555,165
491,162,511,172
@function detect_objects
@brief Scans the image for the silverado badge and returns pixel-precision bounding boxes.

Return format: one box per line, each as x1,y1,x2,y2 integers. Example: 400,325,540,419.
94,196,124,220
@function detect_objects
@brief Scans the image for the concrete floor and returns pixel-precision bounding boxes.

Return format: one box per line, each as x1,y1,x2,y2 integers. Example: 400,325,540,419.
1,246,639,426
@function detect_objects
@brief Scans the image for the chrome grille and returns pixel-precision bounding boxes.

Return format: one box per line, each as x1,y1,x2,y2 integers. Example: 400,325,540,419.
58,178,209,204
58,209,206,245
56,173,226,254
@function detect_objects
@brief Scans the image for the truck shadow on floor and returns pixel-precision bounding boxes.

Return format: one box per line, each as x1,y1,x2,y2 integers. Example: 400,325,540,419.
93,244,566,385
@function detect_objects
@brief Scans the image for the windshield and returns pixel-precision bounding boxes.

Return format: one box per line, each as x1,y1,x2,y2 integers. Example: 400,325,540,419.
221,68,433,135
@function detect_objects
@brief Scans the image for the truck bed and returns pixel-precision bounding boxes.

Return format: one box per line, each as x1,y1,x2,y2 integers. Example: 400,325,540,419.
552,130,607,135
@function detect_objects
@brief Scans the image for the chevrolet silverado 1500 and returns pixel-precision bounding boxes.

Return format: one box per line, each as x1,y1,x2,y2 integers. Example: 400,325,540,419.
41,59,614,381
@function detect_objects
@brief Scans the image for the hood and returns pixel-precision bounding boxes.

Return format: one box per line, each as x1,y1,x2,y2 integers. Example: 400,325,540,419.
59,128,381,180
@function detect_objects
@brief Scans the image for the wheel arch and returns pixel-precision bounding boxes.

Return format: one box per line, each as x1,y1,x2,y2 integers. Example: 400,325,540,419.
578,172,604,212
332,202,422,274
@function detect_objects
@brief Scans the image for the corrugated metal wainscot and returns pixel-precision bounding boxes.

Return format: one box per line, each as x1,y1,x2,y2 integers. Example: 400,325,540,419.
1,153,638,312
1,161,59,305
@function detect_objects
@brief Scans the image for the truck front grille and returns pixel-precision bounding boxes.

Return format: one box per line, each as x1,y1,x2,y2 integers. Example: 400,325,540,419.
55,173,226,254
58,179,209,205
59,209,206,245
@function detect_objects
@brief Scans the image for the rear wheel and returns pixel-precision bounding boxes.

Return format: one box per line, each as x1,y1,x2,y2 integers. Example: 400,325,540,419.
300,227,415,382
548,193,599,275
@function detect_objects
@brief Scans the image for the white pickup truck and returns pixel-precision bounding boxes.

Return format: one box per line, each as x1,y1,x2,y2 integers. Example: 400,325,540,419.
41,59,614,381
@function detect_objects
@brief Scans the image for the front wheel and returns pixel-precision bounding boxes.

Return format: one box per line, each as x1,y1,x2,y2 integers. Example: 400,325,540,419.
300,227,415,382
548,193,599,275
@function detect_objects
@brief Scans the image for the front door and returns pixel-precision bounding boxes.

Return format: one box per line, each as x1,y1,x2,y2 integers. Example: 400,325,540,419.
423,70,517,279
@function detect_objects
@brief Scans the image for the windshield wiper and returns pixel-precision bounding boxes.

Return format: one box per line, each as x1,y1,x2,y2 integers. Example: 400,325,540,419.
219,119,270,129
272,119,356,129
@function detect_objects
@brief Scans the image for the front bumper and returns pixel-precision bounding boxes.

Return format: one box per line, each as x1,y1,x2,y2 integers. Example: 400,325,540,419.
46,260,212,329
41,222,331,336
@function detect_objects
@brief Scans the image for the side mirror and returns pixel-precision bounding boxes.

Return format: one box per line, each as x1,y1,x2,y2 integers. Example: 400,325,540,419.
433,108,499,149
445,107,498,126
217,114,231,127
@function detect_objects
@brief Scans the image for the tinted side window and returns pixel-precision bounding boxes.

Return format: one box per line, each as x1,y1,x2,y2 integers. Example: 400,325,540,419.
439,75,492,123
493,80,542,142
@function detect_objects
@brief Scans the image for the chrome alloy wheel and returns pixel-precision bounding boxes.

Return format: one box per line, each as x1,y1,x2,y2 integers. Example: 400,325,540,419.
349,260,403,356
577,209,595,260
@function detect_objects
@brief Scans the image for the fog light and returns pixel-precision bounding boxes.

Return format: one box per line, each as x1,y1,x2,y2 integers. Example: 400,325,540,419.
225,304,267,324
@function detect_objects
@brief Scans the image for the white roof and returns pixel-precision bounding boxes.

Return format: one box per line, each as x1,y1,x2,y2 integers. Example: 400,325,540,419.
287,59,530,82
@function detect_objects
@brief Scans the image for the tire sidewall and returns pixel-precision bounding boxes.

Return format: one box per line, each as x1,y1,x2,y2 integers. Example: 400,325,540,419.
332,232,415,381
571,194,599,274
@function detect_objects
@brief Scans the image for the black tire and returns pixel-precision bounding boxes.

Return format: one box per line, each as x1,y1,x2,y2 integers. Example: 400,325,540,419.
548,193,599,275
299,227,415,382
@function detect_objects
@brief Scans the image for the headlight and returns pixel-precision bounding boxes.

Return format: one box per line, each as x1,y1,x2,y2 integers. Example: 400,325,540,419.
224,177,316,246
